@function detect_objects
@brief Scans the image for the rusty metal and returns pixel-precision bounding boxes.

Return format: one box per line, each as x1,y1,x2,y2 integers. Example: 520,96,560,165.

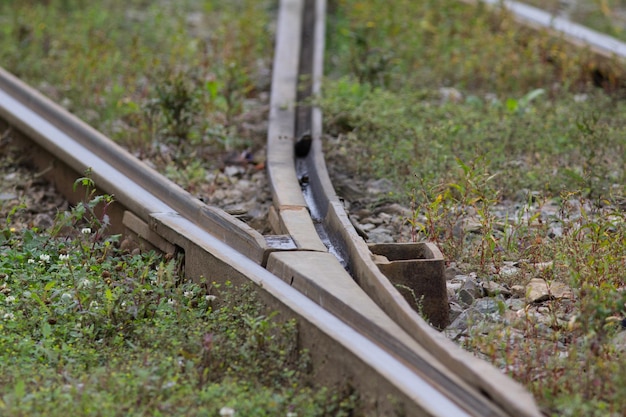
369,242,449,329
0,0,569,415
265,1,540,416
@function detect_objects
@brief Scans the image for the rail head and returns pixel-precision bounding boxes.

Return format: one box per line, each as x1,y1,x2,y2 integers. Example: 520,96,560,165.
0,0,552,415
265,0,543,416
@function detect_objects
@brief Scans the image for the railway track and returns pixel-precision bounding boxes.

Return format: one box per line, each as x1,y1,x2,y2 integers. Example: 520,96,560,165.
3,0,624,415
464,0,626,59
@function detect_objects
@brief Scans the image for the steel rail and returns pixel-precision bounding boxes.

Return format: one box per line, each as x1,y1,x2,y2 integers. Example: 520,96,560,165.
0,0,570,415
0,67,472,416
461,0,626,60
266,1,540,416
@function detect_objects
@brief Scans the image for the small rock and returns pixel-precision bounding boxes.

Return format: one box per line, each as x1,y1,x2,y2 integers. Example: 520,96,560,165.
367,227,394,243
460,276,482,298
383,203,413,217
448,301,464,323
446,279,463,293
499,264,520,278
366,178,394,195
474,298,501,315
510,285,525,298
447,286,457,299
224,165,245,177
0,192,17,201
482,281,511,297
525,278,573,303
447,308,483,332
458,289,475,306
453,217,482,238
505,298,526,311
445,266,463,281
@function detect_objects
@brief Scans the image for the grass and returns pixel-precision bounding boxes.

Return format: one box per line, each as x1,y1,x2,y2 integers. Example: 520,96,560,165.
2,0,626,414
324,0,625,415
0,0,272,181
0,0,358,414
0,182,357,416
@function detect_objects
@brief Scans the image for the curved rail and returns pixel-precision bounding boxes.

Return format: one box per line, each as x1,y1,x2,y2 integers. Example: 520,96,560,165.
3,0,606,415
0,66,469,416
266,1,539,416
461,0,626,59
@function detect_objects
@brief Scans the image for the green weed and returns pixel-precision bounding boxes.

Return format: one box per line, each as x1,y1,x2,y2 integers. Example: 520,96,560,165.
0,187,358,415
0,0,272,176
324,2,626,414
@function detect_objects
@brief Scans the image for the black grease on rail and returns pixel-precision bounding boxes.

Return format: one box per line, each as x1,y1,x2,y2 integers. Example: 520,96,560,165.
295,131,312,157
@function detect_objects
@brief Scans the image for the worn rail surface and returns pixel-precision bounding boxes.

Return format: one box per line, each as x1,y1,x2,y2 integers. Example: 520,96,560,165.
462,0,626,59
5,0,620,414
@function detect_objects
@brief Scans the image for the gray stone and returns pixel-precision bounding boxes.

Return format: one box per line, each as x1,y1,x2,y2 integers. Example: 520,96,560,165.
453,217,482,238
445,266,463,281
446,307,484,332
474,298,502,315
367,228,394,243
366,178,394,195
460,276,482,298
505,298,526,312
510,284,526,298
482,280,511,297
0,192,17,201
448,301,464,323
525,278,573,303
458,289,475,306
499,264,521,278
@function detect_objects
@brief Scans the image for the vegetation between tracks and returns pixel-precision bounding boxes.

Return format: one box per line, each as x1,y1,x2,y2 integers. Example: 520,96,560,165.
0,182,356,416
0,0,272,181
1,0,626,414
0,1,358,415
324,0,625,415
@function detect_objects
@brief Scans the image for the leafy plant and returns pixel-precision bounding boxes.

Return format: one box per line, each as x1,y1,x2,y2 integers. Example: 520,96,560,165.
0,188,359,416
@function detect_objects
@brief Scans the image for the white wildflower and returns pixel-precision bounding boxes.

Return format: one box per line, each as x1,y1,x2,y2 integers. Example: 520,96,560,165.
183,291,193,298
167,298,176,306
89,300,99,309
27,259,35,264
81,227,92,235
59,254,70,261
219,407,235,417
3,312,15,320
205,294,217,302
5,295,16,303
80,279,91,288
39,254,50,263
